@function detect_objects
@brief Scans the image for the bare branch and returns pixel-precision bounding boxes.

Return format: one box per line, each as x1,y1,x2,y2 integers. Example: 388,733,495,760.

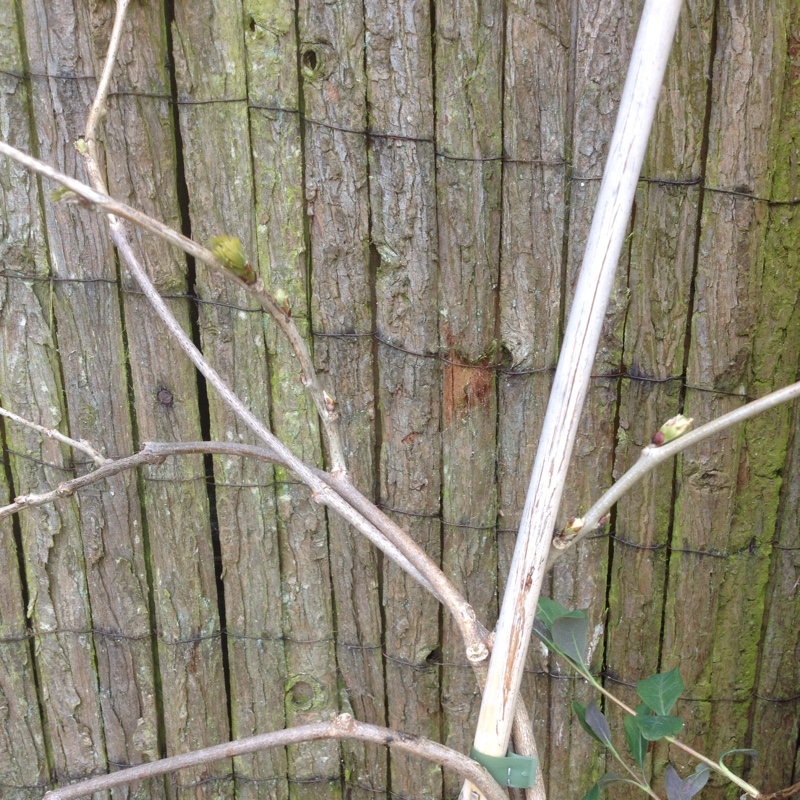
0,139,348,475
41,713,506,800
0,450,165,522
0,406,107,466
82,0,130,195
466,3,684,797
0,132,485,659
548,379,800,567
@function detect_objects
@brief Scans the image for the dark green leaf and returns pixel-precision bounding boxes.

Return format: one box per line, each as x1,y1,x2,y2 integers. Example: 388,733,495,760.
597,774,634,789
623,714,647,768
581,773,632,800
585,701,613,747
719,748,757,767
664,765,683,800
636,669,684,716
665,764,710,800
582,783,600,800
536,597,572,630
573,701,605,745
635,713,684,741
533,617,555,649
552,613,589,666
683,764,711,798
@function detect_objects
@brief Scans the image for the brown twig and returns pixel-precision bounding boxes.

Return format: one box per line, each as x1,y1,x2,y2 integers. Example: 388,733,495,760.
0,149,347,475
0,449,166,522
4,0,539,781
41,713,506,800
760,781,800,800
0,405,107,466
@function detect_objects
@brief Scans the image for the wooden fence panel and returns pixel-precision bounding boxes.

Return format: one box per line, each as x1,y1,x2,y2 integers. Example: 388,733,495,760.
550,0,638,794
606,6,713,799
363,2,441,797
0,8,49,797
497,0,570,790
1,2,799,800
748,10,800,785
21,1,169,793
297,0,384,795
662,4,799,796
101,3,228,796
434,1,503,795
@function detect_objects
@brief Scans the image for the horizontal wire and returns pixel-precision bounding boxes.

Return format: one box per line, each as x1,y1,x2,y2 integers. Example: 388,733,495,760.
2,66,799,203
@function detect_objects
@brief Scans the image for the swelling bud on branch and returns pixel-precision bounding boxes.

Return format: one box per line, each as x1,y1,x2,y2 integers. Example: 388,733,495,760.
651,414,694,446
210,235,257,285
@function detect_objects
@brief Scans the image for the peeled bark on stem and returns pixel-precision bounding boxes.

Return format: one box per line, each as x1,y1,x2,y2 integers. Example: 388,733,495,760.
464,2,684,797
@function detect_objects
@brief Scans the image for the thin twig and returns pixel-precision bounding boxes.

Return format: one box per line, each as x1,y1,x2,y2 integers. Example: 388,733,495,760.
0,138,348,476
591,683,760,798
548,379,800,567
41,713,506,800
0,450,166,522
82,0,130,195
0,129,487,658
0,406,107,466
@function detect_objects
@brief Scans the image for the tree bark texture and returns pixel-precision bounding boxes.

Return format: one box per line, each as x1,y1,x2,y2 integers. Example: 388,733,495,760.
1,1,798,799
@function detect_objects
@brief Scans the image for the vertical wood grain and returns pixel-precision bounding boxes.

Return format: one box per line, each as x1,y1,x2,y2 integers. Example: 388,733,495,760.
99,1,228,794
497,0,570,787
549,0,638,793
0,6,49,795
364,2,441,796
434,0,503,793
661,2,795,792
605,9,713,797
296,0,385,795
746,15,800,789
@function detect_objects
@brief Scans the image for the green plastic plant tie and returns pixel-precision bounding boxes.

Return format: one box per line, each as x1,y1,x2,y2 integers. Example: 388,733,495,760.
469,747,538,789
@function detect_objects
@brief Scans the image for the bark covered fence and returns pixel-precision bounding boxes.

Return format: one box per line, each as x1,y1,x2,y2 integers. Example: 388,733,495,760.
0,1,798,799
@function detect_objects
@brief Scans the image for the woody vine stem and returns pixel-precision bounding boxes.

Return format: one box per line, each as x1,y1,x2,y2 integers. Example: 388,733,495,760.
0,0,798,799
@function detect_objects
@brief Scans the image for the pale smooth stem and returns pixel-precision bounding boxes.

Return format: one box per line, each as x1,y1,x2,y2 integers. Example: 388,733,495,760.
0,406,107,466
462,3,684,798
82,0,131,194
41,714,506,800
548,379,800,567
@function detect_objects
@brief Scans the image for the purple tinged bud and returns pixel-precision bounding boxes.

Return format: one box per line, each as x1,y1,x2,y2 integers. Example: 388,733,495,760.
653,414,693,445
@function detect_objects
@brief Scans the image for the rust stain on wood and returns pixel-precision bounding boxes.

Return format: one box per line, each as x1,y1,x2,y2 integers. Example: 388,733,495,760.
442,352,494,427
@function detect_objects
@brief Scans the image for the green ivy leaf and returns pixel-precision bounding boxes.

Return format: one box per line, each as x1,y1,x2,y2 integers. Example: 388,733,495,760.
532,617,556,650
636,668,684,715
582,782,600,800
665,764,710,800
552,613,589,667
536,597,573,630
582,773,639,800
635,712,684,741
623,713,648,768
585,700,613,747
573,701,605,745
